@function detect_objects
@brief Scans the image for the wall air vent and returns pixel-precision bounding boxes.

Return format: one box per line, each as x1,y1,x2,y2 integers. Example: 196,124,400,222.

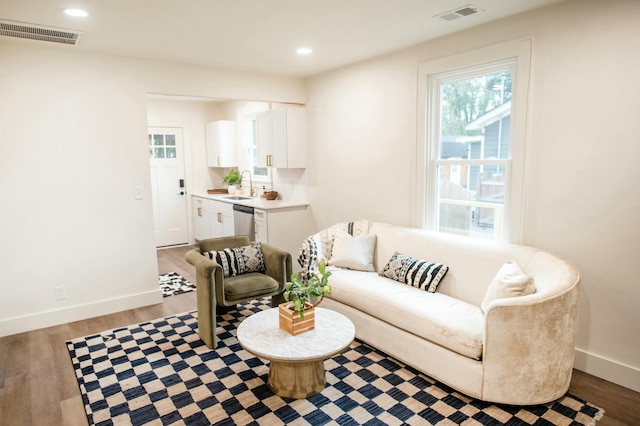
0,19,82,46
434,4,482,22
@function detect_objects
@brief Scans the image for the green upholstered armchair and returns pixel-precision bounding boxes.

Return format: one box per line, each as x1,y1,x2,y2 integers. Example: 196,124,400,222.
185,235,292,348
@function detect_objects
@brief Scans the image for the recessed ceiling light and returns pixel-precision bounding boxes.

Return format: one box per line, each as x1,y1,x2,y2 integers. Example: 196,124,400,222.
296,47,313,55
63,8,89,18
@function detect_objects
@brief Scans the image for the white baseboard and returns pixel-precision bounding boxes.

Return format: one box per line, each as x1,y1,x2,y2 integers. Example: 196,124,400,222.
0,290,163,338
574,348,640,393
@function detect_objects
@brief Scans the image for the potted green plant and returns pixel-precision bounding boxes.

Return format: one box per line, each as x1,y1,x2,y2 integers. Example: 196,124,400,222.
222,169,242,194
280,260,332,335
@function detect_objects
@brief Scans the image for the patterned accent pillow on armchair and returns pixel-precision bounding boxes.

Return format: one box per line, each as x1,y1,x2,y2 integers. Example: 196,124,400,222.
206,243,266,277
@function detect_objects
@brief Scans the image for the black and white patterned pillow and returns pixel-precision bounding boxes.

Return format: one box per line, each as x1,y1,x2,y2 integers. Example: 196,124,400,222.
379,252,449,293
206,243,266,277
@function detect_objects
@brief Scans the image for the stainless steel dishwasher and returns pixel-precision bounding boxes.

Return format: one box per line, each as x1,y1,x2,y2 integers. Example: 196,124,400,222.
233,204,255,240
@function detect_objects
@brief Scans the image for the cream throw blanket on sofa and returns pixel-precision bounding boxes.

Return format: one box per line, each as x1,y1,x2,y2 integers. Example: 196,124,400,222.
297,220,370,279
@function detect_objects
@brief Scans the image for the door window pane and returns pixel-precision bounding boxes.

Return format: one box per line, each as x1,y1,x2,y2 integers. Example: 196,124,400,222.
149,133,179,159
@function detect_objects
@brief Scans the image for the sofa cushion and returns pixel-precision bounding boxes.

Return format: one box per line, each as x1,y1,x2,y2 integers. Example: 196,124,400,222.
379,252,449,293
206,243,266,277
328,269,483,360
481,261,535,313
328,230,376,272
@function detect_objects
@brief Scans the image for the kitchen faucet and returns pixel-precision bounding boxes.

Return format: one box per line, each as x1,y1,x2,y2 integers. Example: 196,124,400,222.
241,170,255,197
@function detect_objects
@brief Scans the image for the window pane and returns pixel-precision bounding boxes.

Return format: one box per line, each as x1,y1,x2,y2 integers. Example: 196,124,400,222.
154,147,165,158
439,71,511,160
247,117,269,178
166,147,176,158
436,163,505,240
153,135,164,146
165,135,176,146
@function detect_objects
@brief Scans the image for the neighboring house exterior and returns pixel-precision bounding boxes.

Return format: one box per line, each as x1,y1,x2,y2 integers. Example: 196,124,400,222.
439,101,511,233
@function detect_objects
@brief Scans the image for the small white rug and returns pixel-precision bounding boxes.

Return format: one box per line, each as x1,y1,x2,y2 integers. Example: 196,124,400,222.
158,272,195,297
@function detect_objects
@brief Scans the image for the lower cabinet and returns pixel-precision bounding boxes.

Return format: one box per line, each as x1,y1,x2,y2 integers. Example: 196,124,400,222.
208,200,234,238
193,197,209,241
254,206,309,264
192,196,308,259
192,197,234,241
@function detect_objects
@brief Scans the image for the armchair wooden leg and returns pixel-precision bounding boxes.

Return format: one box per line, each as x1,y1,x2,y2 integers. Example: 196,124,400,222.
271,293,285,307
216,304,235,315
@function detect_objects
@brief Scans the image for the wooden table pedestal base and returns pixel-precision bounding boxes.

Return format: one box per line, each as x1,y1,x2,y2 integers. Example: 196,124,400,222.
268,359,325,399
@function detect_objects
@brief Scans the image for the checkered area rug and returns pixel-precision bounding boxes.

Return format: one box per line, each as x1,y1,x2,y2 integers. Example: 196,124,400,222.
159,272,196,297
66,298,604,426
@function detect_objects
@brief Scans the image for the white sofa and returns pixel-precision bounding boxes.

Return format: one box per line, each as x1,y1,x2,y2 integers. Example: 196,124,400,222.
302,221,580,405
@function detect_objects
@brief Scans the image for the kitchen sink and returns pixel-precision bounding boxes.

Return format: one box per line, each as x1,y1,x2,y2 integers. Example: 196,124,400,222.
223,196,252,200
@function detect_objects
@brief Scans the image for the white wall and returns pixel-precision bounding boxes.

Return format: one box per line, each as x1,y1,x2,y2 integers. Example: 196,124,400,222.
0,42,305,336
305,0,640,391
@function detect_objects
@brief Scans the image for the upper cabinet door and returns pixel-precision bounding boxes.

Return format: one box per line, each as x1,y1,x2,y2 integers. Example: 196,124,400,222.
257,107,306,169
206,120,238,167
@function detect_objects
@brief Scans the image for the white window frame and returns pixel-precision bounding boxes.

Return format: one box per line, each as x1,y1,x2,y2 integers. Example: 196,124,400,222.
244,114,271,184
415,38,533,243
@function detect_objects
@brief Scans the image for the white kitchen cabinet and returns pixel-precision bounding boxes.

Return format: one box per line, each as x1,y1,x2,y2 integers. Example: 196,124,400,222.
206,120,238,167
192,197,209,241
256,107,306,168
192,196,234,241
253,206,308,264
253,209,269,244
208,199,234,238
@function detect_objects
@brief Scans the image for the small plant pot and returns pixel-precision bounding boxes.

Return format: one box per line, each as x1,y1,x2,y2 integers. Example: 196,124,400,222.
278,302,315,335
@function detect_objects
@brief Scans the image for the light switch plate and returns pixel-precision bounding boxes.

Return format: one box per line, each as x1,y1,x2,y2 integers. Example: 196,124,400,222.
134,186,144,200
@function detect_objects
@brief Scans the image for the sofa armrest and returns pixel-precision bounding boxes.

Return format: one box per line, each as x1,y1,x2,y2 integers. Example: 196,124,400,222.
481,279,579,404
261,243,292,300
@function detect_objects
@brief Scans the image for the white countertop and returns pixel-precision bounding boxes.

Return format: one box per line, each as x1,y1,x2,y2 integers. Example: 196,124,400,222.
192,193,309,210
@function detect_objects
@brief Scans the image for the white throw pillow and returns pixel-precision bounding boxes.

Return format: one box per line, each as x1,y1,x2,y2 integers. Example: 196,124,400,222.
328,230,377,272
481,261,535,313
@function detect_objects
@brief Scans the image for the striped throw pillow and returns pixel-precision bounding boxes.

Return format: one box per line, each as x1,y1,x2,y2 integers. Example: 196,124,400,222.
379,252,449,293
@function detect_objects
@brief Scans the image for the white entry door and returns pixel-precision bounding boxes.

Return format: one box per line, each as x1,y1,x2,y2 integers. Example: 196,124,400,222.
148,127,188,247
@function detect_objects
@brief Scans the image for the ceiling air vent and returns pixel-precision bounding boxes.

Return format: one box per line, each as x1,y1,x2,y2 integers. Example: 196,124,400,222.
0,19,82,46
434,4,482,22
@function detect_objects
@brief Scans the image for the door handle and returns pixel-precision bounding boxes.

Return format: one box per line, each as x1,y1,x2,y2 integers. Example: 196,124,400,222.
178,191,185,196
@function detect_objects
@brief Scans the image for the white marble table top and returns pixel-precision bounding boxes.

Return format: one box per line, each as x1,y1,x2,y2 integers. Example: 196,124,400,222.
237,307,355,362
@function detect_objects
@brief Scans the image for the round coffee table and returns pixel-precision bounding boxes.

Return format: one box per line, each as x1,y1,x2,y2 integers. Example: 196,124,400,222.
237,306,355,399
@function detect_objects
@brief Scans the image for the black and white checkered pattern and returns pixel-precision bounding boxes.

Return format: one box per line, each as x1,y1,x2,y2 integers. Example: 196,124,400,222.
158,272,196,297
66,299,604,426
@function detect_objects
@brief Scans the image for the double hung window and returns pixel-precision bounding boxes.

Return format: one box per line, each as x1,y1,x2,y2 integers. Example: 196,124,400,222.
416,39,532,243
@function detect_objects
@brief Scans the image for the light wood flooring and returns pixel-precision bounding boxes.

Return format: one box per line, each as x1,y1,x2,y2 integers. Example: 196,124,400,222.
0,245,637,425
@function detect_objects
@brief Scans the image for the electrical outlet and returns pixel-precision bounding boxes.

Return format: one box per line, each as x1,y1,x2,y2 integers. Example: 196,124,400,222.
54,285,66,301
